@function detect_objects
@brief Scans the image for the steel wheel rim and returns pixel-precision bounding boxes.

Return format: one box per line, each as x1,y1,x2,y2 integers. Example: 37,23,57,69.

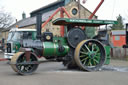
16,53,38,75
75,39,106,71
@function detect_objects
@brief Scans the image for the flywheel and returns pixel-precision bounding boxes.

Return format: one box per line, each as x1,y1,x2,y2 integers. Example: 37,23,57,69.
67,28,86,48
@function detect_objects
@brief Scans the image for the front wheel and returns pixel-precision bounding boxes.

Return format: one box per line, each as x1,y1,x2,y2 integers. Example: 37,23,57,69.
10,52,39,75
74,39,106,71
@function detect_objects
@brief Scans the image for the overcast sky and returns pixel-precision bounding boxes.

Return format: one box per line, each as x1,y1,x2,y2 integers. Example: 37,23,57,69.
0,0,128,23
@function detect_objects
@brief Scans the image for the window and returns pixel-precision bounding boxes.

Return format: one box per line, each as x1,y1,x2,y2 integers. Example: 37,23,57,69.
115,36,120,40
72,8,78,15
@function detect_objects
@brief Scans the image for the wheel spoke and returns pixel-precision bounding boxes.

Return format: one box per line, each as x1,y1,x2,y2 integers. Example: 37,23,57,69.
84,44,91,52
89,59,92,66
80,55,86,58
91,44,95,51
81,57,88,62
83,58,88,65
80,51,88,55
25,65,32,72
93,59,96,65
21,66,25,71
95,47,100,53
87,59,90,66
81,48,86,52
93,58,99,64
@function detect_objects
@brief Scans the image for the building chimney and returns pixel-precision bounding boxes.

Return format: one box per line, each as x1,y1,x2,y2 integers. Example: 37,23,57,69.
15,19,18,22
22,12,26,19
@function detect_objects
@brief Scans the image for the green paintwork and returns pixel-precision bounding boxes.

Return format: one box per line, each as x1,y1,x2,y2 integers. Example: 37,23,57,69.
85,27,96,38
53,37,67,45
31,31,37,40
80,43,101,66
53,18,118,26
13,42,21,53
104,46,111,65
43,41,69,56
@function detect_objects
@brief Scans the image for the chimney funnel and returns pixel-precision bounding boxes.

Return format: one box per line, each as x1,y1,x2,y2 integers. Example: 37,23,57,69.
36,13,42,40
22,12,26,19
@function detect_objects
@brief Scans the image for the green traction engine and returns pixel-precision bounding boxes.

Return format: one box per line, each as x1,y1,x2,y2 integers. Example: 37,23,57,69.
10,15,117,75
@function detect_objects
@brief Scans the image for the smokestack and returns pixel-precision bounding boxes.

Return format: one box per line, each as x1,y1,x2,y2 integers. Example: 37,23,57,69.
36,13,42,40
22,12,26,19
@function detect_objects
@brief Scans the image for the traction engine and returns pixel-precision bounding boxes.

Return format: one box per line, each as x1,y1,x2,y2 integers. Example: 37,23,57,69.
10,15,117,75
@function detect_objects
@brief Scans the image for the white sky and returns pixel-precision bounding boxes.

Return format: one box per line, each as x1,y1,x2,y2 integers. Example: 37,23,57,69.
0,0,128,23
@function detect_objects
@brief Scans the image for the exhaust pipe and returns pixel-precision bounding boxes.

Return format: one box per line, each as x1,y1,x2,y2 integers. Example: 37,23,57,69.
36,13,42,40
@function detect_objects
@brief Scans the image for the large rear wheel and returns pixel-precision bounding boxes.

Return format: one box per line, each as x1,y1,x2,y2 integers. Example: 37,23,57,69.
74,39,106,71
10,52,39,75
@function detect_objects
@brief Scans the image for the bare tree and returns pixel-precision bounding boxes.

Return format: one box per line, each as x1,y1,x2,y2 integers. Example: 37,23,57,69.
0,8,14,29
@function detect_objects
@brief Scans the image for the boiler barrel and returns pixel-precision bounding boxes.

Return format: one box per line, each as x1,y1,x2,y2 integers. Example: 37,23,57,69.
43,42,69,56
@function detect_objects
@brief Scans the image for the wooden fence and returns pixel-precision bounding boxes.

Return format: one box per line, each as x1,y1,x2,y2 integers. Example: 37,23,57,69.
111,48,128,60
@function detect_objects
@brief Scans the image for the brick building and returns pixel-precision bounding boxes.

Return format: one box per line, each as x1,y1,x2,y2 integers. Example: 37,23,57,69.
5,0,97,37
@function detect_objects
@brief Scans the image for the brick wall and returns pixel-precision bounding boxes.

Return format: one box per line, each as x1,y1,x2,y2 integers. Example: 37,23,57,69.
41,1,97,36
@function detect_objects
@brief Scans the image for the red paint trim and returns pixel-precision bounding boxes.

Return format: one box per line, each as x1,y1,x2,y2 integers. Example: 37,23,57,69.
0,58,9,61
42,7,61,28
41,7,71,37
25,51,31,61
62,7,71,18
60,7,71,37
61,7,71,36
82,0,104,31
82,0,104,30
89,0,104,19
60,8,64,37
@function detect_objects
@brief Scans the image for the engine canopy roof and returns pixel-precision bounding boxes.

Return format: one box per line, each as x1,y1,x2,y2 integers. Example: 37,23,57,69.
53,18,117,27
